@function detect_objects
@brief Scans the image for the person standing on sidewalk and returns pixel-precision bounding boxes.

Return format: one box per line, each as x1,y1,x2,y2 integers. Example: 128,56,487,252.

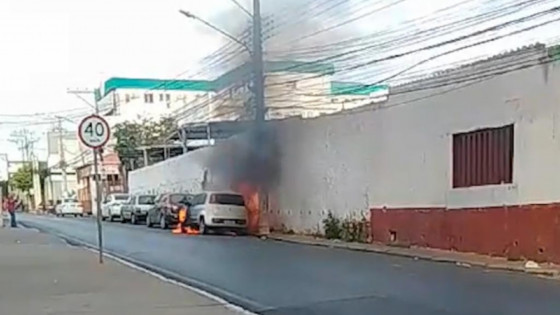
4,194,17,228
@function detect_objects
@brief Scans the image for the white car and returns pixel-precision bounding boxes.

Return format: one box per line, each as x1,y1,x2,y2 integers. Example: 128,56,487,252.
55,198,84,217
188,191,247,234
101,193,130,221
120,194,156,224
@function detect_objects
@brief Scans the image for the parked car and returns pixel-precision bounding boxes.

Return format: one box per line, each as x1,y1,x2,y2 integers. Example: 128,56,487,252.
55,198,84,217
188,191,247,235
146,193,192,229
121,194,156,224
101,193,129,221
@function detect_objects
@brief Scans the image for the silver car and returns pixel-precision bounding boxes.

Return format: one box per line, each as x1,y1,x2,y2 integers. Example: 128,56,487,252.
121,194,156,225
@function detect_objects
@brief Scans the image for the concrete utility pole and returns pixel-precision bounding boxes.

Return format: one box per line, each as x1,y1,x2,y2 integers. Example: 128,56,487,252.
252,0,266,124
56,117,69,196
251,0,269,232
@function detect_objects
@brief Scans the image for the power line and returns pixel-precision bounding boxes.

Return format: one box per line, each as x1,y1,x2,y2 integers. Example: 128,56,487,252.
264,6,560,91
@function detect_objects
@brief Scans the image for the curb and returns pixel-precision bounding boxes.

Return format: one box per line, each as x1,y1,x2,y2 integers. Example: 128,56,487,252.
267,235,560,278
18,220,266,313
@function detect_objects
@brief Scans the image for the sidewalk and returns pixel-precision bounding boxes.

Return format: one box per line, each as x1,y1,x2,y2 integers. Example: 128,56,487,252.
268,233,560,278
0,227,245,315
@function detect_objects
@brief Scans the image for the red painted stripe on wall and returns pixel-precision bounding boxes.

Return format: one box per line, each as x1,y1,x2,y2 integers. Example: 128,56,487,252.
371,204,560,263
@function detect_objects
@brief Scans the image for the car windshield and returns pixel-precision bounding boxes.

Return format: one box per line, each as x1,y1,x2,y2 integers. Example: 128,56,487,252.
209,193,245,206
114,195,129,201
138,195,155,205
63,199,79,203
170,194,190,204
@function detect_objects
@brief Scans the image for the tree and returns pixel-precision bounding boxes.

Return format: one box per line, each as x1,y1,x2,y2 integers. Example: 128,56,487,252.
113,117,176,171
10,164,33,193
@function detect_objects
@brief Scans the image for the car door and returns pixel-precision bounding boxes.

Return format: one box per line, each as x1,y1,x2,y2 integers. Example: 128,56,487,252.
147,194,160,222
158,194,169,219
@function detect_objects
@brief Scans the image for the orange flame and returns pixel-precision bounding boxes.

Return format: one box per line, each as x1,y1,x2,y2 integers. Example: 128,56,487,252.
172,208,199,235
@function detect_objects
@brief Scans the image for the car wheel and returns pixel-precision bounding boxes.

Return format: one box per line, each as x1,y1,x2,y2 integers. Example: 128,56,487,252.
159,215,167,229
199,217,207,235
109,215,114,222
101,216,106,221
131,214,137,225
79,214,83,217
146,215,152,227
74,214,78,218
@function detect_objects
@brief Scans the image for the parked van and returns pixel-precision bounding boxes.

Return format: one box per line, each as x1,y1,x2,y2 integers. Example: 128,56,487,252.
188,191,247,234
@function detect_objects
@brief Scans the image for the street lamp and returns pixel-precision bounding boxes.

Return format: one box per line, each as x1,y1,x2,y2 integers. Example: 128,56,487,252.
178,10,252,54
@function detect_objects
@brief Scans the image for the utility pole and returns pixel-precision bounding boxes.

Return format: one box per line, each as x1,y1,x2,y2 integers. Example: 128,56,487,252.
252,0,266,125
251,0,269,232
56,117,69,196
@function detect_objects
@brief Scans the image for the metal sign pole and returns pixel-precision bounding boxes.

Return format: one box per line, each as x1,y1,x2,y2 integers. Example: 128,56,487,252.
93,147,103,264
78,114,109,265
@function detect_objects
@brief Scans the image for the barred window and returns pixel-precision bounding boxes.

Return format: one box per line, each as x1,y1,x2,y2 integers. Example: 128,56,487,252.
452,124,513,188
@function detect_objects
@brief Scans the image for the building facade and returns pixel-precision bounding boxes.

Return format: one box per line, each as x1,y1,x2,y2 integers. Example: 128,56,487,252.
129,44,560,262
45,130,81,203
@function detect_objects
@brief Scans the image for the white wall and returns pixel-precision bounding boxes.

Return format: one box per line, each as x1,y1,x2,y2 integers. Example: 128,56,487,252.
128,54,560,233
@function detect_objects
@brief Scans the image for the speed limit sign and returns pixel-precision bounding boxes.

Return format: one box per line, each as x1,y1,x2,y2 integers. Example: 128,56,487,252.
78,114,110,149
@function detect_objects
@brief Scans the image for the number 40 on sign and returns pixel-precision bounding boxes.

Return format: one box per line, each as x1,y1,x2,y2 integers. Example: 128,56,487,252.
78,114,110,149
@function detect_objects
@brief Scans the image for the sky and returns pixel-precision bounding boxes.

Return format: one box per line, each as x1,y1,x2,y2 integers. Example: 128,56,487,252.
0,0,232,160
0,0,558,161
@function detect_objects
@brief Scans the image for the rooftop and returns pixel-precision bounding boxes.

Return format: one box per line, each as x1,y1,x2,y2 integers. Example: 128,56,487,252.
102,60,336,96
331,81,389,96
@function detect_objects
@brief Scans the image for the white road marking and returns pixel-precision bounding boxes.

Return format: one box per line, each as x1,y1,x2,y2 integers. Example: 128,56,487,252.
84,248,258,315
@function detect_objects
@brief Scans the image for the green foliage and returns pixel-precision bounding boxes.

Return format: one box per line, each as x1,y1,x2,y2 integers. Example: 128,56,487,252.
113,117,176,170
340,214,370,243
322,211,370,243
10,164,33,192
322,211,342,239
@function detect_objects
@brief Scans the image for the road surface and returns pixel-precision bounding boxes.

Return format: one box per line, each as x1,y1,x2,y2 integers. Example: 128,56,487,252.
20,214,560,315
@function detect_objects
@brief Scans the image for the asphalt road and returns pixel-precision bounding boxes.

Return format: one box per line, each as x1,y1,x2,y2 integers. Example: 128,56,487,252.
19,214,560,315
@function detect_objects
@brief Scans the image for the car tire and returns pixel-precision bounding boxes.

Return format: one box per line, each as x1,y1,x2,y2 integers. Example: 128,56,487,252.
101,216,106,221
74,214,78,218
159,215,167,229
131,214,137,225
146,215,152,228
109,215,114,222
199,217,207,235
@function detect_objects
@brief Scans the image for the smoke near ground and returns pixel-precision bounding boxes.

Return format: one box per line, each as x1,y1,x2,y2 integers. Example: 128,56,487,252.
204,123,280,191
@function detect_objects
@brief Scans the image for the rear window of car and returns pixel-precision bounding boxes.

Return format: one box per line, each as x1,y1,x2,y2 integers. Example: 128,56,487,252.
138,195,155,205
114,195,129,201
64,199,79,203
209,194,245,206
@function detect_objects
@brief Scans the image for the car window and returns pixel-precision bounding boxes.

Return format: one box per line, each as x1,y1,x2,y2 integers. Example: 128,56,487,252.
191,193,207,206
63,198,79,203
129,196,136,204
114,194,129,201
154,194,163,203
138,195,155,205
170,194,189,204
209,193,245,206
